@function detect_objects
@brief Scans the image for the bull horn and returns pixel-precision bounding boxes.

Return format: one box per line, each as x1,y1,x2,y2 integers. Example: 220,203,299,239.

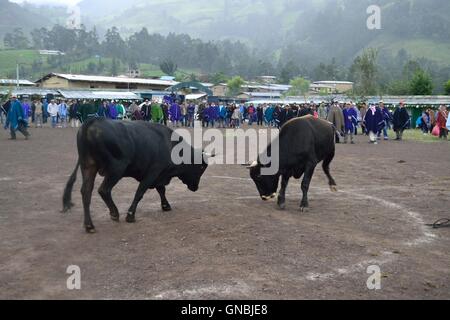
203,152,217,158
246,160,258,169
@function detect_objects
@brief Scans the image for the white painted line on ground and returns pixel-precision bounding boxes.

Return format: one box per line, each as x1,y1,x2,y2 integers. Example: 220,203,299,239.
153,281,252,299
211,175,437,282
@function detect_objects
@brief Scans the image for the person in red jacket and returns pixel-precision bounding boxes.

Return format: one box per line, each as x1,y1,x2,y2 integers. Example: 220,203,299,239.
436,105,449,140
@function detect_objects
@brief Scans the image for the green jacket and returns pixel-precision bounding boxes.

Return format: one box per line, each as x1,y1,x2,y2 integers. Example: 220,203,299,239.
151,103,163,122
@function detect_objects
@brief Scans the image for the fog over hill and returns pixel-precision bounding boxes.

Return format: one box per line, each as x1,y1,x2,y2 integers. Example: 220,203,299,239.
3,0,450,67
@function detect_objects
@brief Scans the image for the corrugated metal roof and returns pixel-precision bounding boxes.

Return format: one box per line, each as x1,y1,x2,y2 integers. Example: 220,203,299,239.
59,90,140,100
186,93,207,100
242,92,282,98
0,79,36,86
0,88,59,96
48,73,177,86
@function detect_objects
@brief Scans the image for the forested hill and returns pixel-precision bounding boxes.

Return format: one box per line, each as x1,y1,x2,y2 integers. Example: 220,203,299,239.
0,0,68,41
76,0,450,65
0,0,47,39
2,0,450,67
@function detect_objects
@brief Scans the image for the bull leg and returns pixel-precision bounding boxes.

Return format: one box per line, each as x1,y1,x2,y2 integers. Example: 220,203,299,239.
157,187,172,212
300,163,316,212
81,165,97,233
277,175,290,210
126,182,149,223
127,170,164,223
322,151,337,192
98,175,121,222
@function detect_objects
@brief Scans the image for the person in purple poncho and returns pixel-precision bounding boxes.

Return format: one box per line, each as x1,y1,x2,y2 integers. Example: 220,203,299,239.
22,99,32,123
107,101,118,120
208,103,219,128
169,100,181,127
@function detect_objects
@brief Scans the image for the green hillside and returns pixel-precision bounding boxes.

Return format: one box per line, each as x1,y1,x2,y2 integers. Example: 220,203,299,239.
1,0,450,77
0,50,41,77
0,49,200,81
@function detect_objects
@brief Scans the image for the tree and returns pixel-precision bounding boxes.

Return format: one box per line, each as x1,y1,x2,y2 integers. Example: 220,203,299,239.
444,80,450,95
226,76,245,96
286,77,311,100
159,59,178,76
409,70,433,95
3,28,29,49
350,48,378,96
387,80,410,95
103,27,126,60
111,57,120,76
210,72,229,85
279,60,301,84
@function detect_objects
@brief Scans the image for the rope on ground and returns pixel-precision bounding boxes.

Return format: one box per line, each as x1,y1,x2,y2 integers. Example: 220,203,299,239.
426,219,450,229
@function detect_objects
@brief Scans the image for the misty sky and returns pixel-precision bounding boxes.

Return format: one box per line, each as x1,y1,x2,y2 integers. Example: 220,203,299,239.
11,0,81,6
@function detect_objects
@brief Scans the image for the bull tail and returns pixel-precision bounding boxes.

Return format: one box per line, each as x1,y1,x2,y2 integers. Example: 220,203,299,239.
62,160,80,213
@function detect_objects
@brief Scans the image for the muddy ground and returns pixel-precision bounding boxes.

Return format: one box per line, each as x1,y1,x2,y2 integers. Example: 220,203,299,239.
0,124,449,300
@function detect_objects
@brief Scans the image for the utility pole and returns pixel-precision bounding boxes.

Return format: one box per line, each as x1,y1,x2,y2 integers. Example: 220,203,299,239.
16,61,20,89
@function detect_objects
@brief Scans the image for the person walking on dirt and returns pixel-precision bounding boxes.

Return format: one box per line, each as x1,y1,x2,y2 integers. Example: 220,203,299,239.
327,102,345,143
4,95,30,140
378,101,392,141
58,100,68,128
436,105,448,140
32,99,44,128
393,101,411,141
364,104,383,144
47,99,59,128
343,102,357,144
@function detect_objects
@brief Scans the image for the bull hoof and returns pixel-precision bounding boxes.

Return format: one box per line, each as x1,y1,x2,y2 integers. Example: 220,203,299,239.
110,214,120,222
330,185,338,192
61,202,75,213
300,207,306,213
277,199,286,210
85,226,96,233
162,204,172,212
126,214,136,223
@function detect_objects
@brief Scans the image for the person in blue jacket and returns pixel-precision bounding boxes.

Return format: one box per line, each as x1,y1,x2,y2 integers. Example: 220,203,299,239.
364,104,384,144
343,102,358,144
4,95,30,140
265,105,274,127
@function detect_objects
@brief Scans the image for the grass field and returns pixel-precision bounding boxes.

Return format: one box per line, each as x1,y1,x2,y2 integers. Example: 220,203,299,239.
0,50,41,77
367,36,450,67
387,129,448,143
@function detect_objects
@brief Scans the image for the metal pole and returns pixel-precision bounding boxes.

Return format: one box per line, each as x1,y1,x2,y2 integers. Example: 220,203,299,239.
16,62,20,89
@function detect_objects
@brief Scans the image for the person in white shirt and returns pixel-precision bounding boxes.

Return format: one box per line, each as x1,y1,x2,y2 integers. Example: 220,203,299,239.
47,100,59,128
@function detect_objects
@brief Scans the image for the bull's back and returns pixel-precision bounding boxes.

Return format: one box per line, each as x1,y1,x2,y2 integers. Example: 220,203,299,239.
279,115,335,162
77,119,174,174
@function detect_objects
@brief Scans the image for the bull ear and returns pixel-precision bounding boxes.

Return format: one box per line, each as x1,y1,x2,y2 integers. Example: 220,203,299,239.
246,160,258,169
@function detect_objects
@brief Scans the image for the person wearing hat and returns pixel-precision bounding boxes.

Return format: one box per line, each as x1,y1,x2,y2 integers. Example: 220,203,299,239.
393,101,411,141
343,102,358,144
4,95,30,140
378,101,392,141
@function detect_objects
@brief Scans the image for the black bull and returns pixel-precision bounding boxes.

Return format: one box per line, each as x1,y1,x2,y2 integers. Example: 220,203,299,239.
247,116,337,211
62,118,211,233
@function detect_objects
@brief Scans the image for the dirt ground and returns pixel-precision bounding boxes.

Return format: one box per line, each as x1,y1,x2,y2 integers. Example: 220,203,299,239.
0,124,449,300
